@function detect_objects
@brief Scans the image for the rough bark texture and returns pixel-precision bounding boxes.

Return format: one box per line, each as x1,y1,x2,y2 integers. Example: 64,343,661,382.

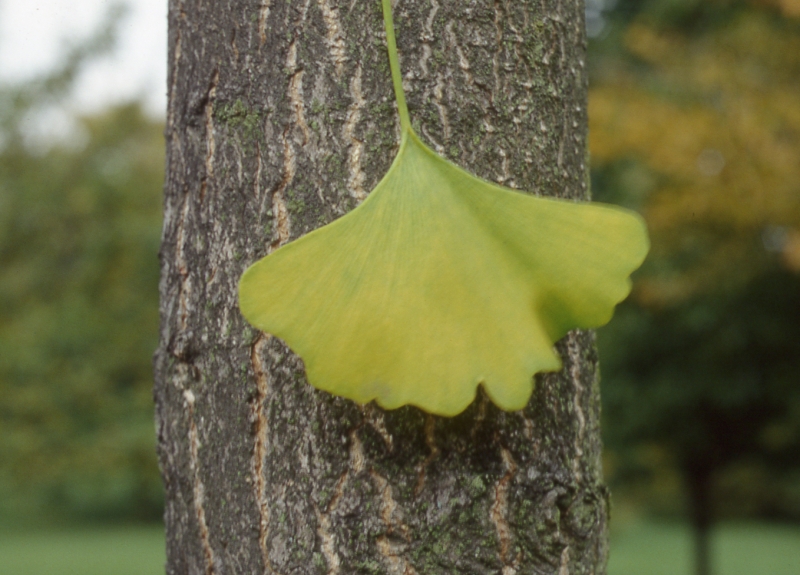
155,0,607,574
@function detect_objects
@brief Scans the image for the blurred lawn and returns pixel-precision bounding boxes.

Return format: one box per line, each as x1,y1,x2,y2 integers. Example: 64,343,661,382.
609,521,800,575
2,521,799,574
0,525,165,575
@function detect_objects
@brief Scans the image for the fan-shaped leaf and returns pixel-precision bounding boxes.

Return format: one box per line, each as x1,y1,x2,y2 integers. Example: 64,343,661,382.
238,0,648,415
239,130,648,415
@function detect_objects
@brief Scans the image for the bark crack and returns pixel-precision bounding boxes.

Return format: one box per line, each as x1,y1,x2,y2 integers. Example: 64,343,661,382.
255,141,264,200
343,65,367,202
471,392,488,439
316,508,341,575
315,428,364,575
497,147,511,185
433,74,450,142
376,537,419,575
230,26,240,62
445,21,473,84
286,42,310,145
316,466,350,575
361,403,394,451
268,135,293,252
185,389,216,575
266,40,311,251
373,464,416,575
200,70,219,203
414,414,439,496
418,0,438,78
567,334,586,484
557,116,568,176
424,0,438,41
558,545,571,575
250,334,278,574
258,1,271,46
364,405,394,451
168,29,182,131
421,125,444,154
372,469,410,539
491,447,520,575
519,411,534,441
175,194,192,332
317,0,347,77
419,44,432,78
349,427,366,474
492,0,504,97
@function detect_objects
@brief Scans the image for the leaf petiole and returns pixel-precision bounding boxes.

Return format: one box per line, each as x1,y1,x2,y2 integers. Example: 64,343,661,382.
381,0,411,133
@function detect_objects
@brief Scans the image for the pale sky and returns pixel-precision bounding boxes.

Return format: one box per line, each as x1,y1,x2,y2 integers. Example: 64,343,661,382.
0,0,167,116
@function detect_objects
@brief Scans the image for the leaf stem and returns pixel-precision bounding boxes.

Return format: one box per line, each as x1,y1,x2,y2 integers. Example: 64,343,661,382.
381,0,411,133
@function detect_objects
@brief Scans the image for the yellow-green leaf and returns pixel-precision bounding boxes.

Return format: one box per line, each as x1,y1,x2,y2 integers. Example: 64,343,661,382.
239,129,648,415
238,0,649,415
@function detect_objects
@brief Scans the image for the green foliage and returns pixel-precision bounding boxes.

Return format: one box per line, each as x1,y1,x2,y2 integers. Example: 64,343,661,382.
0,102,164,523
590,0,800,521
601,270,800,515
239,0,648,415
0,10,164,519
0,4,164,524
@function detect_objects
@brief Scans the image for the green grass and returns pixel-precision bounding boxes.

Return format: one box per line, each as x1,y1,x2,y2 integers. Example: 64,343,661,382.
0,525,165,575
1,521,799,574
609,521,800,575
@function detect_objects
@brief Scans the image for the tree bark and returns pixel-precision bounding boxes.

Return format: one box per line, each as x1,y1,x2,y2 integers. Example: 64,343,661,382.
155,1,606,574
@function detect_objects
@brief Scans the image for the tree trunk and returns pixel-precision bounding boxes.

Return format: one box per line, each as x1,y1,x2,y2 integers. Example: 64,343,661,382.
155,1,606,574
685,459,714,575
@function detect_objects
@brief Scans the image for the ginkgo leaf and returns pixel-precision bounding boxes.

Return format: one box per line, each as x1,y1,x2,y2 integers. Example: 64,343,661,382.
238,0,649,416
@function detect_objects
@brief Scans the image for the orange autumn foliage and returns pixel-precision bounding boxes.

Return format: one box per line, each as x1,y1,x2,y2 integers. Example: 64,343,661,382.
590,10,800,306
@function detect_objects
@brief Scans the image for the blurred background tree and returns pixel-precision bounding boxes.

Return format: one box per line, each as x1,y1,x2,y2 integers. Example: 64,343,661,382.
589,0,800,574
0,6,164,524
